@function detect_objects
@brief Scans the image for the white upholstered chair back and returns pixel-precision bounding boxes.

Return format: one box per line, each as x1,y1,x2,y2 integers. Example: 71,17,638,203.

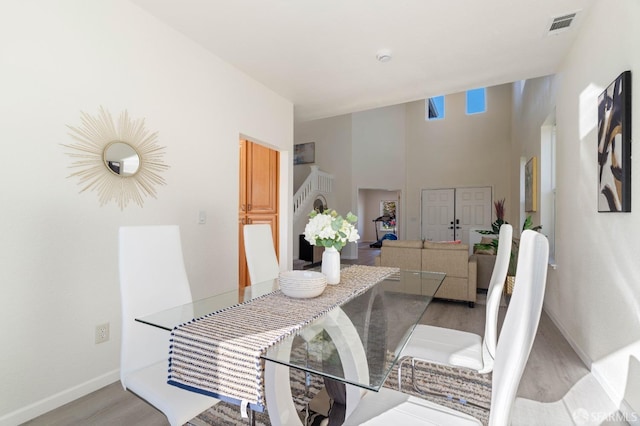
243,224,280,284
489,230,548,426
119,225,193,381
119,226,220,425
479,224,512,374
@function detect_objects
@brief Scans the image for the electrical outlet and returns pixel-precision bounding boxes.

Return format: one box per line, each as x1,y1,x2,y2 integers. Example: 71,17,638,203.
95,323,110,344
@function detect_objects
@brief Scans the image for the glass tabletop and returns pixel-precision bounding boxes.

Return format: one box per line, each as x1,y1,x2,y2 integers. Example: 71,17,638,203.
136,278,280,331
262,269,445,391
136,268,445,392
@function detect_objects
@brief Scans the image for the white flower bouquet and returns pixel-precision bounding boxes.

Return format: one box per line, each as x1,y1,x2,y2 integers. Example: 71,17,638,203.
303,209,360,251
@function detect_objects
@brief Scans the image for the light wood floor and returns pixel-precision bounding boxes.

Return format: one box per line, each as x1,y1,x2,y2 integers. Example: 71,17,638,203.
24,243,606,426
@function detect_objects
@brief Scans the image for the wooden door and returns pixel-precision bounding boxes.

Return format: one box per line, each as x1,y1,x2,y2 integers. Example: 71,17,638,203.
246,142,278,215
239,139,247,213
238,216,248,288
239,140,279,289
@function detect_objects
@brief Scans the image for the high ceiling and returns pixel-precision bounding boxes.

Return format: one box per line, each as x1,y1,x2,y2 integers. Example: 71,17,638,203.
131,0,595,122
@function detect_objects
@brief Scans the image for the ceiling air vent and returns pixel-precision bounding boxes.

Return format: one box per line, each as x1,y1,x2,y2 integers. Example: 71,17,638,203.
547,12,578,35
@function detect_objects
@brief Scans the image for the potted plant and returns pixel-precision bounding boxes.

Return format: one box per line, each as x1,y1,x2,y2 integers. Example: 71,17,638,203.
475,199,542,294
474,198,506,254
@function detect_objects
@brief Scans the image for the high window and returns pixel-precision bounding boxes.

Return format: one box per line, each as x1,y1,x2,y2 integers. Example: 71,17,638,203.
466,88,486,115
426,96,445,120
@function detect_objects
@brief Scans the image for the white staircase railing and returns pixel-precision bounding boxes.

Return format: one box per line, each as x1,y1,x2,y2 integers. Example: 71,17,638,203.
293,165,333,218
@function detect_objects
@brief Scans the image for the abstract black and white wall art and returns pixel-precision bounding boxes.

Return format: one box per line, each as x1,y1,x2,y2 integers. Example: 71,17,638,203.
598,71,632,212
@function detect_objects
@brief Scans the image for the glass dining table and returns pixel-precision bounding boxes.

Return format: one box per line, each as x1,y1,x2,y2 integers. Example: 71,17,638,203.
136,267,445,425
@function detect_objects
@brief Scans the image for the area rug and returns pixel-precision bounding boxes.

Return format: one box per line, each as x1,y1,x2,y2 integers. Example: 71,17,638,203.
193,355,491,425
191,368,324,426
388,358,491,425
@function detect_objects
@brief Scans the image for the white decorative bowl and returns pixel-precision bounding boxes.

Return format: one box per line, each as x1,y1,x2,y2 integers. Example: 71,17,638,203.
279,270,327,298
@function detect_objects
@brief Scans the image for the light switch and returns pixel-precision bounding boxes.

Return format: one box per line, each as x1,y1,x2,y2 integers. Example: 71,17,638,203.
198,210,207,224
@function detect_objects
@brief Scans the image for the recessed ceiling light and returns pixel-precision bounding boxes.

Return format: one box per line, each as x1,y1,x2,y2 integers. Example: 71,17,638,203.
376,49,392,63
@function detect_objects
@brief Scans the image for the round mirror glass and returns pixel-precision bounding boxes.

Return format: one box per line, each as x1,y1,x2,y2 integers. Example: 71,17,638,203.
313,196,327,213
103,141,140,176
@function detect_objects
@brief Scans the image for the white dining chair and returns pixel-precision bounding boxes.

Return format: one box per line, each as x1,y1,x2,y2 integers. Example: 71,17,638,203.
243,223,280,284
398,224,513,390
343,230,548,426
119,225,218,426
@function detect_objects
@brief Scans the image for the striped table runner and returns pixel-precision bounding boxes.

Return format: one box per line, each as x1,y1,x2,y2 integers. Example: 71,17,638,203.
168,265,398,411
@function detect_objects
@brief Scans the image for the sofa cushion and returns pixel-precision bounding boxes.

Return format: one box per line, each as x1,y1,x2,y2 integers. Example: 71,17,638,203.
422,246,469,277
423,241,470,251
382,240,423,249
379,243,422,271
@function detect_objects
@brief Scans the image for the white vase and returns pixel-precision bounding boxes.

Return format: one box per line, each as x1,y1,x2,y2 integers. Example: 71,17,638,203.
322,246,341,284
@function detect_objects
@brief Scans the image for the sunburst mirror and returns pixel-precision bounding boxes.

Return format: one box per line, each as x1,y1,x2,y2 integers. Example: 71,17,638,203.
63,107,168,209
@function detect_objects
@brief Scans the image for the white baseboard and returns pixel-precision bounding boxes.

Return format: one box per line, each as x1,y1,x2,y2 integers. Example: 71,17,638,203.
0,369,119,426
590,367,640,424
620,399,640,425
544,306,639,423
543,305,592,369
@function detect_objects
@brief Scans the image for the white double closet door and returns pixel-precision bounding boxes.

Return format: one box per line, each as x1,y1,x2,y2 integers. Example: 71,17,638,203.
421,187,492,245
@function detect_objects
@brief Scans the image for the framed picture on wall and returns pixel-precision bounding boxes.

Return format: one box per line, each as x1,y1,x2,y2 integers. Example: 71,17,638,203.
379,200,397,231
293,142,315,165
525,157,537,212
598,70,632,212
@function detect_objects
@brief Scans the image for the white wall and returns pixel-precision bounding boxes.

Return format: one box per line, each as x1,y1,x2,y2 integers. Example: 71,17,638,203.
351,104,407,191
510,77,559,231
352,105,407,245
294,114,352,258
513,0,640,415
404,85,512,239
0,1,293,424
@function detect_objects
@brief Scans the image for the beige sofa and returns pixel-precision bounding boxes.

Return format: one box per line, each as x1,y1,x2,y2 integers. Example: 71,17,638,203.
375,240,477,307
